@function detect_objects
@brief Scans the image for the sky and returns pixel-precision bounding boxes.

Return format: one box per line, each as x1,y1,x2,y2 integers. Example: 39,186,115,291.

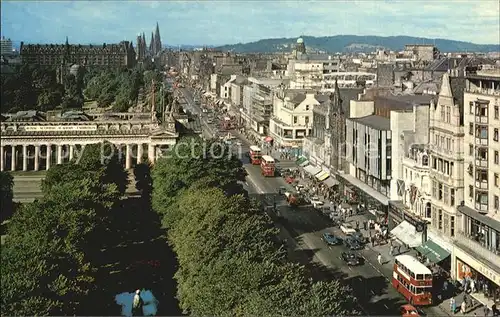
1,0,499,46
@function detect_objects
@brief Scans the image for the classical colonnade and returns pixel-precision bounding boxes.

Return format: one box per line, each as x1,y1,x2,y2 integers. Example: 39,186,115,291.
0,143,161,172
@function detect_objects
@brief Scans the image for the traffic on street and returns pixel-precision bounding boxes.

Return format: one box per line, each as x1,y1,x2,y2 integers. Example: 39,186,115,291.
177,85,455,317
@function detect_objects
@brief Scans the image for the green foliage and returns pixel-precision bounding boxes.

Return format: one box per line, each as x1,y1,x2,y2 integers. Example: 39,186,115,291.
84,68,143,111
0,171,14,222
1,142,124,316
152,136,358,316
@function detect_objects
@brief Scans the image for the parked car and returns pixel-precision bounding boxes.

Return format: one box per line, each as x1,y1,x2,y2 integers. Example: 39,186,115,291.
344,237,363,250
341,252,362,266
340,223,356,235
350,231,366,243
322,233,342,246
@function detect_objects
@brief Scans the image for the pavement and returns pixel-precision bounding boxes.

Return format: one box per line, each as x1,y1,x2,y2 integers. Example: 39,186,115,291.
181,86,462,317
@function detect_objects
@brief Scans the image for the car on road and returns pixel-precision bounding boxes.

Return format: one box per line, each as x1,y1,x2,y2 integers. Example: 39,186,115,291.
322,232,342,246
340,223,356,235
344,237,363,250
400,304,420,317
349,231,366,243
311,200,324,208
341,252,362,266
320,206,332,216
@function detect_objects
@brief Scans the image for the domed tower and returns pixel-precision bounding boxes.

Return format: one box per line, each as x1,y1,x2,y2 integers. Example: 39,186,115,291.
296,37,306,54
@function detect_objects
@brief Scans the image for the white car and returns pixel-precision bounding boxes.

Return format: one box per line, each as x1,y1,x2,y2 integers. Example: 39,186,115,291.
340,223,356,235
310,200,324,208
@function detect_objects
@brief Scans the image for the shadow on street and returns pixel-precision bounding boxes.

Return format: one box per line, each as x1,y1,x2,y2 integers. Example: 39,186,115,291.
82,195,182,316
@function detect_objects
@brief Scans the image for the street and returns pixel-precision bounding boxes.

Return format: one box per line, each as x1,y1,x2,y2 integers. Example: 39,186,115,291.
178,87,449,317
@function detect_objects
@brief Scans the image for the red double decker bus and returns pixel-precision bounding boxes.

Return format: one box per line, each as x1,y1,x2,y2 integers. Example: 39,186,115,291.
249,146,262,165
260,155,275,177
392,254,433,306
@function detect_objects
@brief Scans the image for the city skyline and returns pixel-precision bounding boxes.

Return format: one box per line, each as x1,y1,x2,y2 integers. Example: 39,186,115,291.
1,0,499,46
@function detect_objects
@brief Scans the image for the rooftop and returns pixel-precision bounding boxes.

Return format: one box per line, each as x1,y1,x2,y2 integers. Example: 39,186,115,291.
350,115,391,130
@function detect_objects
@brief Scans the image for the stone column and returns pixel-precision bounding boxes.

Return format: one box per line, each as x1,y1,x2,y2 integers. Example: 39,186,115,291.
137,144,143,164
34,145,40,171
148,144,155,163
125,144,132,169
0,146,4,171
11,146,16,171
57,145,63,164
22,145,28,171
69,145,74,161
46,145,52,170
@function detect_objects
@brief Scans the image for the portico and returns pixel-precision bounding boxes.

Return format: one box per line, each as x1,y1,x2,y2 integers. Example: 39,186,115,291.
1,112,179,171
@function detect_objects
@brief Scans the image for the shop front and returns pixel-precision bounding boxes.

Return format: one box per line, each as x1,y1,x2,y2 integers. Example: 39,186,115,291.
337,172,389,213
389,200,427,247
454,246,500,306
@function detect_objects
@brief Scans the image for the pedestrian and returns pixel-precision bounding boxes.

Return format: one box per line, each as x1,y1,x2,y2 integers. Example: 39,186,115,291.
356,220,360,229
470,279,476,293
363,221,367,231
132,289,144,316
484,305,490,317
461,301,467,314
349,209,353,217
377,253,383,265
450,297,456,314
389,245,394,255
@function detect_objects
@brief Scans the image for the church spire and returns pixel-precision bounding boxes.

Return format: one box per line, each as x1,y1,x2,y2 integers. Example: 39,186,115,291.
149,31,155,54
154,22,162,54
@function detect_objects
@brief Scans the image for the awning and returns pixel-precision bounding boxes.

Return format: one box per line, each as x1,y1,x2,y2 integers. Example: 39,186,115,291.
415,240,450,263
296,156,308,166
303,165,321,176
323,177,339,188
315,171,330,181
390,220,423,248
299,160,309,167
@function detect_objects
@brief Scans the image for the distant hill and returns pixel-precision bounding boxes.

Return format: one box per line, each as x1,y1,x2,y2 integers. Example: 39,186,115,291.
215,35,499,53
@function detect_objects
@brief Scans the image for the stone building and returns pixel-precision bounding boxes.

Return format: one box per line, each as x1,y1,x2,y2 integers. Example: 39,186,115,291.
20,37,136,68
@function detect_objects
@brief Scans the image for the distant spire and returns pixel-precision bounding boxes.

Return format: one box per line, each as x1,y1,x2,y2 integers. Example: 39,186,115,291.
330,79,342,112
154,22,162,54
65,36,69,45
149,32,155,54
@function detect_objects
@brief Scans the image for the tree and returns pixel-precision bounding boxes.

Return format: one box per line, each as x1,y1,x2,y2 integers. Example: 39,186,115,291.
0,171,14,222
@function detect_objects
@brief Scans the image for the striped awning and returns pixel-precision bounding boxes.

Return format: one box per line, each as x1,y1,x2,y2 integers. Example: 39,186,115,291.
315,170,330,181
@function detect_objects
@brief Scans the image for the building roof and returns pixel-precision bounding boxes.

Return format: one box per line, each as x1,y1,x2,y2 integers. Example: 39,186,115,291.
374,94,435,111
350,115,391,130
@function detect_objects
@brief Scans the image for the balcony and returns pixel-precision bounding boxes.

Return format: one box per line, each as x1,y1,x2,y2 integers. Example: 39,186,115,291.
475,181,488,190
475,116,488,124
455,232,500,266
475,158,488,168
474,202,489,213
475,137,488,146
466,87,500,96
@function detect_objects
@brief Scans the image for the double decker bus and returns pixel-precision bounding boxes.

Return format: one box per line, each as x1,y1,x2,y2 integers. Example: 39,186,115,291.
249,146,262,165
392,254,433,306
260,155,275,177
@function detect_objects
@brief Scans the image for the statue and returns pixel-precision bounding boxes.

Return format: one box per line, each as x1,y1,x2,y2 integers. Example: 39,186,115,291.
132,289,144,316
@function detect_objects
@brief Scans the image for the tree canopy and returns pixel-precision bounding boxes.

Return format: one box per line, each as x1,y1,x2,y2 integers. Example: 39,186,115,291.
1,142,125,316
0,171,14,222
152,136,358,316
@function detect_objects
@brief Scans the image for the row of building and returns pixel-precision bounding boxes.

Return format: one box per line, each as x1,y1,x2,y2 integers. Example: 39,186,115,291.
197,39,500,306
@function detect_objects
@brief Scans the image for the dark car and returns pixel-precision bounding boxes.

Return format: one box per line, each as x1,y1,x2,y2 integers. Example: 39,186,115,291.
322,233,342,246
341,252,362,266
350,231,366,243
344,237,363,250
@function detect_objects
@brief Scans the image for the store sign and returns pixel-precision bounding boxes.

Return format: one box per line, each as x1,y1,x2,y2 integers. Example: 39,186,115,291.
24,125,98,132
478,266,499,283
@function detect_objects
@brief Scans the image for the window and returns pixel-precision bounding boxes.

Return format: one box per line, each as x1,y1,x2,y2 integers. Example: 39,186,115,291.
443,186,449,205
495,196,499,209
494,128,499,141
293,116,298,124
495,173,499,187
451,216,455,237
440,106,445,121
422,155,429,166
438,183,443,200
469,123,474,135
495,106,499,119
446,138,451,151
495,151,499,164
438,209,443,230
469,101,474,114
446,106,451,123
432,180,438,198
469,144,474,156
469,185,474,198
450,188,455,206
305,116,310,125
306,105,310,111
